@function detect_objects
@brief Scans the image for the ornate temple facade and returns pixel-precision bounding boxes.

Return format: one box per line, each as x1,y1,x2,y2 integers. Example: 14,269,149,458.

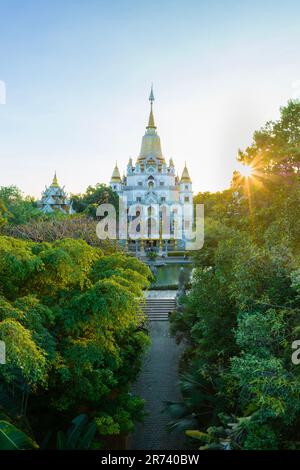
38,173,74,214
110,87,193,252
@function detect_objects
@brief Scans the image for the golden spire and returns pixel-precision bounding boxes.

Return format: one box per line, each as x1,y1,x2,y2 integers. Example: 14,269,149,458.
138,85,165,164
111,161,121,182
146,84,156,129
51,171,59,187
180,162,192,183
149,84,154,103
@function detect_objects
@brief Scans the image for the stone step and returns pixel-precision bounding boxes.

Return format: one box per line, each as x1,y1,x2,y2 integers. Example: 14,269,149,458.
142,312,173,316
145,311,171,314
143,303,176,307
146,315,170,320
143,303,176,306
143,307,174,310
147,318,169,321
143,304,176,308
140,297,177,322
142,305,175,308
142,305,176,310
142,312,173,315
141,306,175,310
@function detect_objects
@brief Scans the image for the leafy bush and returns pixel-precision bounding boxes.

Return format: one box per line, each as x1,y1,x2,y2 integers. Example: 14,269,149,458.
170,101,300,450
0,236,152,448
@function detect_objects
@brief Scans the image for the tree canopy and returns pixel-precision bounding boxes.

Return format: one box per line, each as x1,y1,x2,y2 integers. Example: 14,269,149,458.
169,100,300,450
0,236,152,448
71,183,119,218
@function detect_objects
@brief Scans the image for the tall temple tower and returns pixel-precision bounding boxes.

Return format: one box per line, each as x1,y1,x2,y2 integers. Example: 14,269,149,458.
38,173,75,214
110,87,193,251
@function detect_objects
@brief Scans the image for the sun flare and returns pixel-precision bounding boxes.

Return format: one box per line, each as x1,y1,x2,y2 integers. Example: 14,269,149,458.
238,164,253,178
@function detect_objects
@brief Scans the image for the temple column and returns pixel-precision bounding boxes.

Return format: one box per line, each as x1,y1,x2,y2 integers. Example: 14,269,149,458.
174,219,178,251
140,237,145,257
158,216,163,256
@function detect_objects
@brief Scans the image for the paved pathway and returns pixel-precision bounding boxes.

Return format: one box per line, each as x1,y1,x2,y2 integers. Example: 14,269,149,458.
129,315,187,450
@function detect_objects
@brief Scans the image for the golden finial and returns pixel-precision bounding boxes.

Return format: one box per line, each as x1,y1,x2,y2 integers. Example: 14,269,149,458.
147,84,156,129
111,161,121,182
149,84,155,104
180,164,192,183
52,171,59,187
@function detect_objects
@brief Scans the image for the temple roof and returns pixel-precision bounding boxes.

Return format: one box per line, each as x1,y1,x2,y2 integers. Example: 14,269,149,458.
137,86,165,164
51,172,59,187
146,107,156,129
111,162,121,182
38,172,74,214
180,163,192,183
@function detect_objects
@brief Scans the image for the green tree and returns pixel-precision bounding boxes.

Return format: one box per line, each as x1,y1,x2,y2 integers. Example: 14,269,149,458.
0,186,41,226
0,235,151,449
71,184,119,218
170,101,300,450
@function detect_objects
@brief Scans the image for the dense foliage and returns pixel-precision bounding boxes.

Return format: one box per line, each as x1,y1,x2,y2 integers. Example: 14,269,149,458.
71,184,119,218
170,100,300,450
0,236,152,448
0,186,41,227
0,183,121,254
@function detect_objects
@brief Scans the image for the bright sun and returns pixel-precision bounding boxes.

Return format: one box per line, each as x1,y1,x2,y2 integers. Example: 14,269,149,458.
239,164,253,178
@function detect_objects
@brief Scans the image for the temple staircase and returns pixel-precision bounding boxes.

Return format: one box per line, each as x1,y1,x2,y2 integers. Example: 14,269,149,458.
140,297,177,321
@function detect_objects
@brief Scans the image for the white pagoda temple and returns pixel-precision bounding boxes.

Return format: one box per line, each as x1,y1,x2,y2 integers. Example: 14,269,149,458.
110,87,193,252
38,173,74,214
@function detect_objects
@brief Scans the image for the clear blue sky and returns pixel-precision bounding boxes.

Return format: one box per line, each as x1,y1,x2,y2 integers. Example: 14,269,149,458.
1,0,300,197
